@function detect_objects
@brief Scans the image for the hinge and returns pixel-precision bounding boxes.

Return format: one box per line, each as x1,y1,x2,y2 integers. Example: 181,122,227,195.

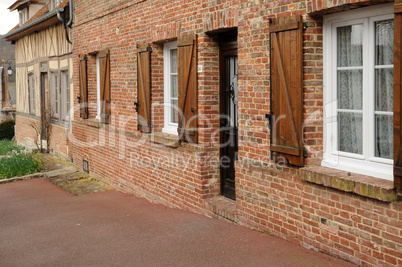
303,22,308,30
149,47,153,53
265,113,272,130
304,150,308,158
150,123,153,128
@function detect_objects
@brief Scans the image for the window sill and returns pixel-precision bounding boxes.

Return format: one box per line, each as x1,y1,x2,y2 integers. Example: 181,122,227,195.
147,132,180,148
301,166,398,202
83,119,102,128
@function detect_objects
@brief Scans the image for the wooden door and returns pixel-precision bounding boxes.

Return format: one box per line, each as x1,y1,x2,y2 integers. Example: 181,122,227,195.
220,34,238,200
41,72,48,140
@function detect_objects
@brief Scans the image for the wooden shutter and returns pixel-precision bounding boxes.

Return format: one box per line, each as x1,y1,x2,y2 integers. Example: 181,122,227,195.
394,1,402,192
137,44,151,133
78,54,88,119
99,49,111,124
269,15,304,166
178,34,198,143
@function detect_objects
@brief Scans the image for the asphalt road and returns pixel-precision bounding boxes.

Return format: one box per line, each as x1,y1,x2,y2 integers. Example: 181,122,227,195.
0,178,354,266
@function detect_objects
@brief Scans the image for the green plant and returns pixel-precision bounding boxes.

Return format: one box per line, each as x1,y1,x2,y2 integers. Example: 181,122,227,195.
0,119,15,140
0,152,41,180
0,140,24,155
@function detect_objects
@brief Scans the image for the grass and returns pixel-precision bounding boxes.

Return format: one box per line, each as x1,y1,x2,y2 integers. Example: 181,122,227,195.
0,152,42,180
0,140,24,155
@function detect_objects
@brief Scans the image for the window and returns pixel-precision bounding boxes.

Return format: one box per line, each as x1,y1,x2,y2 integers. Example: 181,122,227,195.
51,72,60,119
19,8,28,26
61,71,70,122
28,73,35,115
52,0,62,9
323,4,394,180
163,41,179,135
96,54,101,120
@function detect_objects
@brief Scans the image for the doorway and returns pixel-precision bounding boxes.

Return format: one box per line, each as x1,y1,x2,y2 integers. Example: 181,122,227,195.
220,32,238,200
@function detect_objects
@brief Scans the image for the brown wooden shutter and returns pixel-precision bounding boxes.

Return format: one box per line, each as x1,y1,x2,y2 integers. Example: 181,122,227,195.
269,15,304,166
394,1,402,192
78,54,88,119
178,34,198,143
99,49,111,124
137,44,151,133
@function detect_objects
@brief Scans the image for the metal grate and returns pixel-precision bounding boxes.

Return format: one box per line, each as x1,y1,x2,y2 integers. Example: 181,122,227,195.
83,160,89,172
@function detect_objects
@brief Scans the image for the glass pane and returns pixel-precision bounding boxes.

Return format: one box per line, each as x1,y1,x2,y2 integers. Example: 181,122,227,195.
376,68,393,112
376,115,393,159
171,49,178,73
337,69,363,110
171,74,178,98
376,19,394,66
171,99,178,123
338,112,363,154
337,25,363,67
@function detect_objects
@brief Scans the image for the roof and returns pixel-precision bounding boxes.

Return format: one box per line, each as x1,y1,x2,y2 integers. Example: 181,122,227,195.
3,0,69,42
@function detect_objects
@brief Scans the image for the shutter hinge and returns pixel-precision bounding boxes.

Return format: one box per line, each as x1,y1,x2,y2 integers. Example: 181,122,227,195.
149,47,152,53
265,113,272,130
134,101,139,113
150,123,153,128
304,150,308,158
303,22,308,30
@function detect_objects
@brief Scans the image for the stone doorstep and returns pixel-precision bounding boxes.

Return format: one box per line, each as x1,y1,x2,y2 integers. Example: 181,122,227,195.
206,196,238,223
301,166,398,202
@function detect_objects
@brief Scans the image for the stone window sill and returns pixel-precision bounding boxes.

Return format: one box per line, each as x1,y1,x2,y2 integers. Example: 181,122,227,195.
146,132,180,148
84,119,103,128
301,166,397,202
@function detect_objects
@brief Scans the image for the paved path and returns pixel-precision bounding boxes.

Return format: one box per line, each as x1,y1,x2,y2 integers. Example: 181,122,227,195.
0,179,354,266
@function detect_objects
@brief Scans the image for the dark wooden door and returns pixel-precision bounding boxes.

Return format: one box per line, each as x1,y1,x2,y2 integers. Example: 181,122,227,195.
220,34,238,200
41,72,48,140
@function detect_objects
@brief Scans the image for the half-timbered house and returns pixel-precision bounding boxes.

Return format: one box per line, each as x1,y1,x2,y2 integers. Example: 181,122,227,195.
3,0,72,155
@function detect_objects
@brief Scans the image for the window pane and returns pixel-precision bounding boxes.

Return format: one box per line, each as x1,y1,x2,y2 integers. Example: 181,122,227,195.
376,115,393,159
337,69,363,110
171,49,178,73
171,74,178,98
376,19,394,66
338,112,363,154
337,25,363,67
171,99,178,123
376,68,393,112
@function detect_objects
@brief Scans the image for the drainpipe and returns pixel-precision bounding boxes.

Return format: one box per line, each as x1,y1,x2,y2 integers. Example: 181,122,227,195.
56,0,73,44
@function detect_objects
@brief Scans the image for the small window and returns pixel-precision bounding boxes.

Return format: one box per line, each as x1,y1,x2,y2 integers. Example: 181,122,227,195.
28,73,35,115
61,71,70,122
52,0,62,9
163,41,179,135
323,4,394,180
51,72,60,119
19,8,28,26
96,54,101,120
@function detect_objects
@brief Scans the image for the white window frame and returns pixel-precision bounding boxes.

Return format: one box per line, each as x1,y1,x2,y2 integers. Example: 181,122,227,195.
61,70,70,122
322,3,394,180
96,54,101,120
162,41,179,135
51,72,60,119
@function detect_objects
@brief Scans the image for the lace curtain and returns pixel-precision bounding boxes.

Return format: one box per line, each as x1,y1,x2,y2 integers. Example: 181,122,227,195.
336,20,394,159
337,25,363,154
375,19,394,159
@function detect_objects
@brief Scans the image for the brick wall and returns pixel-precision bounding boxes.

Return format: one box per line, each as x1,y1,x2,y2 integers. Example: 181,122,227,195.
15,114,69,157
70,0,402,266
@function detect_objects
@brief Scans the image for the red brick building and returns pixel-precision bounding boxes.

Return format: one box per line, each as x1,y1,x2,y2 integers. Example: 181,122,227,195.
69,0,402,265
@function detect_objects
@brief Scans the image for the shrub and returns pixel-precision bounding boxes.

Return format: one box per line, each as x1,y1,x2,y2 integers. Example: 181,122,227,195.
0,140,24,155
0,153,42,180
0,120,15,140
